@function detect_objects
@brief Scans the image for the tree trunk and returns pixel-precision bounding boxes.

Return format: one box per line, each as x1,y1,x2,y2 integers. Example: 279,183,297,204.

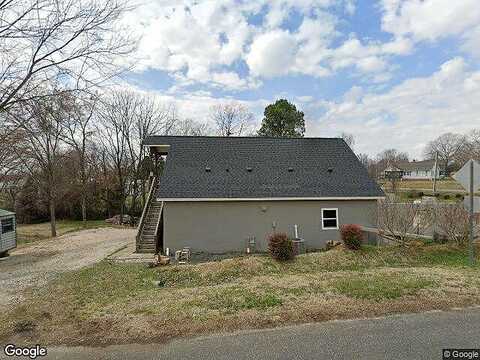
81,194,87,225
50,197,57,237
120,194,125,225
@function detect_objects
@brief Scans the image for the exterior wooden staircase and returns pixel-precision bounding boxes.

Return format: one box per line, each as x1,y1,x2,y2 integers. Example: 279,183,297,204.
136,177,163,253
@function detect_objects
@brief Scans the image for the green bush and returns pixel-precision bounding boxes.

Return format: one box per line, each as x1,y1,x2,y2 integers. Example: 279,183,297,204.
340,224,364,250
406,190,417,198
268,232,295,261
443,194,451,200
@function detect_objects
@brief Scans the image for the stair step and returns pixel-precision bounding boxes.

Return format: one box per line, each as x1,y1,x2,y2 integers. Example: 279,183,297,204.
137,248,156,254
141,240,155,243
138,243,155,248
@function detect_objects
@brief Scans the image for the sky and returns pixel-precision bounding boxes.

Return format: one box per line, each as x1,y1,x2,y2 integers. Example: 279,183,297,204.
120,0,480,158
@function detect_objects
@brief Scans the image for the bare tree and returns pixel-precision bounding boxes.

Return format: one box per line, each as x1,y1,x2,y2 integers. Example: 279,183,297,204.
0,0,136,111
210,102,254,136
377,198,433,245
424,133,465,175
356,153,369,168
173,118,212,136
97,93,131,224
119,90,175,215
10,92,70,236
455,129,480,166
340,132,355,149
61,95,97,224
376,148,409,167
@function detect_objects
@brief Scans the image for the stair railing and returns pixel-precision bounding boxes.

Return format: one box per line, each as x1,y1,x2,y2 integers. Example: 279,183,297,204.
136,176,157,244
153,201,164,253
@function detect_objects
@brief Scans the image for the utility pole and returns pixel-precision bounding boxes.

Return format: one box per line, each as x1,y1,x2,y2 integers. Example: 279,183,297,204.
433,151,438,195
469,160,475,266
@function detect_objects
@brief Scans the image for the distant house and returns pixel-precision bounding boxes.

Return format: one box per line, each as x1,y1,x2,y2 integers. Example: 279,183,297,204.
136,136,385,254
0,209,16,256
383,160,444,180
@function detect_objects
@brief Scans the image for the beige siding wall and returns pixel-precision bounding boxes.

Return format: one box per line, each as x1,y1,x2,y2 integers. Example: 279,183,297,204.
0,215,16,252
163,200,377,253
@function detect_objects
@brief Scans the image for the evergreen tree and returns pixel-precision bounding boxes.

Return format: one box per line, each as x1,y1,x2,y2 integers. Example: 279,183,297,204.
258,99,305,137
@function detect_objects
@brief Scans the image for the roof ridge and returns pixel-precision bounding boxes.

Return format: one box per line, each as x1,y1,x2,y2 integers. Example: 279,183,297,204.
146,135,342,140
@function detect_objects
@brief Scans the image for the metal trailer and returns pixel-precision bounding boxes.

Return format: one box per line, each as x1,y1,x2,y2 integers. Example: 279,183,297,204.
0,209,16,256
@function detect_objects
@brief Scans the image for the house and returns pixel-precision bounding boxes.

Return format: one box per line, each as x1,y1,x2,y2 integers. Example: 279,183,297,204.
383,160,444,180
136,136,385,254
0,209,16,256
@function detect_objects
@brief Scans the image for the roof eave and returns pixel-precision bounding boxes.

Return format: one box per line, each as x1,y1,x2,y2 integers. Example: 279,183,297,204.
157,196,385,202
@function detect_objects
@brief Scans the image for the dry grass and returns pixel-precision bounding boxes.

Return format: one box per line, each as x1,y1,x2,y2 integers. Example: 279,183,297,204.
1,244,480,346
17,220,123,246
380,179,464,192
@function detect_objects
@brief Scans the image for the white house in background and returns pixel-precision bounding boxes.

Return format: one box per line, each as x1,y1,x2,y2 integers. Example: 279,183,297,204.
383,160,444,180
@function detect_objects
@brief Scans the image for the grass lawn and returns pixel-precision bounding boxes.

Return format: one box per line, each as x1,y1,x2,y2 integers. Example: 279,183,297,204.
17,220,122,246
1,244,480,346
380,179,464,192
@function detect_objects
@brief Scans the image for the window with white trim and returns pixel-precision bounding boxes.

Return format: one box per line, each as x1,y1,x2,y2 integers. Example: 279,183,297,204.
321,208,338,230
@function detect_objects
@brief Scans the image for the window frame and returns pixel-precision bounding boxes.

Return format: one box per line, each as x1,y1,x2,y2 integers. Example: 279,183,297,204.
321,208,339,230
1,218,14,234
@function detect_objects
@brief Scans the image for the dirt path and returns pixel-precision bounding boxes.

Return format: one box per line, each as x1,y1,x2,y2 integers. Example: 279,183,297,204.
0,228,135,307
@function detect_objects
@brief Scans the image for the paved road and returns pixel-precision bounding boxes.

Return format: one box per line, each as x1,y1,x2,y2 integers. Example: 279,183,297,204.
30,308,480,360
0,228,135,306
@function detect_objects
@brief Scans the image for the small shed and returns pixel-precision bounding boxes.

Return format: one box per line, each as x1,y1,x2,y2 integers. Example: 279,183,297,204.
0,209,16,256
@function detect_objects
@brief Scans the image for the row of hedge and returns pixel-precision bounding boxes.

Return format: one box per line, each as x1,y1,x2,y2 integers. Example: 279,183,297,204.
267,224,364,261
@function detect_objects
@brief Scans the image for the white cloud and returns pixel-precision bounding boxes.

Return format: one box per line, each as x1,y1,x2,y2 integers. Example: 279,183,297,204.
123,1,254,89
308,57,480,157
461,25,480,59
357,56,387,73
123,0,404,88
121,0,480,91
246,30,297,77
380,0,480,57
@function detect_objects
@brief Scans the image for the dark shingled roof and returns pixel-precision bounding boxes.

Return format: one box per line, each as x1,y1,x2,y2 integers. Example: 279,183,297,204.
144,136,385,199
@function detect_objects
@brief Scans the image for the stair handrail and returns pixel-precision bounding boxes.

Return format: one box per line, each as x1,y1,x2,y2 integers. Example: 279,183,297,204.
136,176,157,242
153,201,164,247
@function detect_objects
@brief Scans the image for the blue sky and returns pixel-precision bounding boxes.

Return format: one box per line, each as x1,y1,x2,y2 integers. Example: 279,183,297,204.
122,0,480,157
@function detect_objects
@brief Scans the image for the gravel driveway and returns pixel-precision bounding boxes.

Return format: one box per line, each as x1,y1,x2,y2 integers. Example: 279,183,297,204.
0,228,135,307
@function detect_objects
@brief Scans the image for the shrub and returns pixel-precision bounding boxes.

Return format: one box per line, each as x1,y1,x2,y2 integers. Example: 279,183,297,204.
443,194,450,200
418,191,424,197
406,190,418,199
340,224,364,250
267,232,295,261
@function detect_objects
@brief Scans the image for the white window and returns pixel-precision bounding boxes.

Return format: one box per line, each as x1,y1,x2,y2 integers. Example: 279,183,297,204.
321,208,338,230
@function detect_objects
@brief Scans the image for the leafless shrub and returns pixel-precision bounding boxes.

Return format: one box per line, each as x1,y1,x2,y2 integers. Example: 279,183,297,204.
377,198,433,245
435,203,471,246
